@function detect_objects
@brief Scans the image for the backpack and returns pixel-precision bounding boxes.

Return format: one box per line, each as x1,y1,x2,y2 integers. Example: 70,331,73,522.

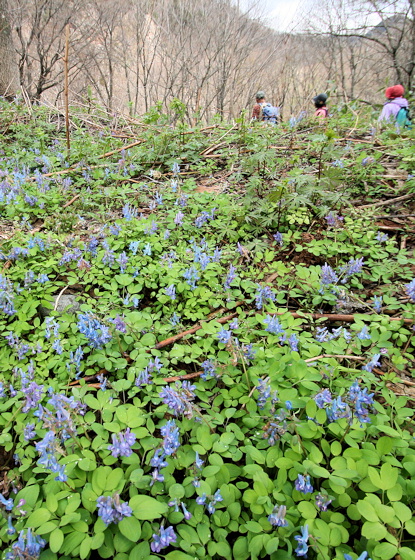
262,103,280,123
396,106,412,129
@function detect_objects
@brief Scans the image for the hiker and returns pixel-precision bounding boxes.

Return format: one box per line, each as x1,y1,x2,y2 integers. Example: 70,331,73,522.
251,91,267,121
251,91,280,124
313,93,329,117
378,85,411,129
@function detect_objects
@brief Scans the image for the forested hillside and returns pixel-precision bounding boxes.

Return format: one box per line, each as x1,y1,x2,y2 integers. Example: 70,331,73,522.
0,0,414,118
0,99,415,560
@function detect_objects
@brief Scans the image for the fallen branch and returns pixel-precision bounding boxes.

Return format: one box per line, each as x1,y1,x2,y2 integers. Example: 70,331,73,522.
97,140,143,159
151,312,238,351
162,370,203,383
357,193,414,210
62,194,80,208
304,354,365,363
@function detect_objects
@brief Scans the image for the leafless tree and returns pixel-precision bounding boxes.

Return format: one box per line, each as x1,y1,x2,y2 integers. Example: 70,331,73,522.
0,0,19,97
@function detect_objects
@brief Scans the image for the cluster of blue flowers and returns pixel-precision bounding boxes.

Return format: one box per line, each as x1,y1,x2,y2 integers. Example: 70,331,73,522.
0,274,16,315
268,504,288,527
295,474,313,494
35,431,67,482
255,285,276,310
150,524,177,553
183,266,200,289
405,278,415,302
325,212,344,228
5,529,46,560
159,381,196,418
196,489,223,513
224,264,237,290
294,525,309,557
168,498,192,519
96,494,132,526
201,359,218,380
108,428,136,458
77,313,112,348
150,420,181,485
256,377,278,409
314,381,374,425
194,208,216,228
315,326,351,343
122,203,138,221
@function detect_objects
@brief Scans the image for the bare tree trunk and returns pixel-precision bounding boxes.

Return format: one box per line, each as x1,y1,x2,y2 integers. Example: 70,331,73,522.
0,0,19,97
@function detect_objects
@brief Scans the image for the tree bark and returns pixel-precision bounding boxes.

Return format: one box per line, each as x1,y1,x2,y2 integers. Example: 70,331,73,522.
0,0,19,97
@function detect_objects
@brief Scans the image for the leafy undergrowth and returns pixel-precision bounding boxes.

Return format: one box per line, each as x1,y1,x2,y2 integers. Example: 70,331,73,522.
1,100,415,560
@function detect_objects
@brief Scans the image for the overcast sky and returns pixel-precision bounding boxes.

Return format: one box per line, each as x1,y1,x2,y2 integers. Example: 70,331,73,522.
264,0,308,31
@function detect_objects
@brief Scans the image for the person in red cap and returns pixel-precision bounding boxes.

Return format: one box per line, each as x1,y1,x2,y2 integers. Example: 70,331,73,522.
378,85,409,124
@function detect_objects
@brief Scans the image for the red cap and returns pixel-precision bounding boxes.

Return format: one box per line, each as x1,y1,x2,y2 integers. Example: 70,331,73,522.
385,85,404,99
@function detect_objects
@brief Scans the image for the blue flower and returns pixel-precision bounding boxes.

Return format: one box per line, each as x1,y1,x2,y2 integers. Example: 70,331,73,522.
264,315,285,336
405,279,415,302
273,232,283,246
255,285,276,309
362,353,381,373
117,252,128,273
160,383,196,418
151,525,177,553
6,529,46,559
174,211,184,225
357,326,371,340
24,423,36,441
316,493,332,511
196,493,207,505
201,359,217,380
320,263,339,285
160,420,181,455
170,312,181,326
373,295,382,313
122,203,138,221
314,389,332,408
143,243,152,256
268,504,288,527
0,493,14,511
195,452,204,469
77,313,112,349
224,264,237,290
165,284,176,300
294,525,309,557
217,328,232,344
295,474,313,494
96,495,132,526
108,428,136,458
288,333,299,351
6,515,15,535
326,396,351,423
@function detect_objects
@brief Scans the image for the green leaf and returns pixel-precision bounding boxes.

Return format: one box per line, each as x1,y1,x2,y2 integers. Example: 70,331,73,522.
79,536,92,560
399,547,415,560
392,502,412,522
361,521,387,540
356,500,379,522
298,501,317,519
130,495,168,520
118,516,141,541
165,553,195,560
37,522,58,535
169,483,185,499
27,508,51,528
243,445,265,464
373,543,398,559
49,528,64,553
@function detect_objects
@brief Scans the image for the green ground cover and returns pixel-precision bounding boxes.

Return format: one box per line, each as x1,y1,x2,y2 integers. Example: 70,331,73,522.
0,100,415,560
